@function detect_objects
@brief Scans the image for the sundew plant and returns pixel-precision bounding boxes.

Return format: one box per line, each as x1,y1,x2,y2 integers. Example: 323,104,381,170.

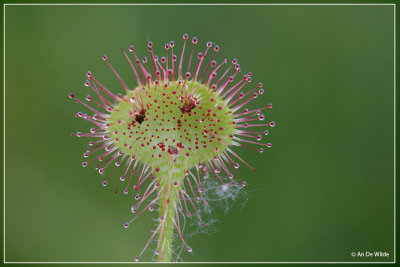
70,34,274,262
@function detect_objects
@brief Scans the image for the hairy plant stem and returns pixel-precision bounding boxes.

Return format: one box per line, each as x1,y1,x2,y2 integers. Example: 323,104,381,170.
157,160,186,262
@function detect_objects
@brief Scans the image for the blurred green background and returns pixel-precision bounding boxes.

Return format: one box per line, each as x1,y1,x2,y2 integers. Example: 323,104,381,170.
4,4,394,262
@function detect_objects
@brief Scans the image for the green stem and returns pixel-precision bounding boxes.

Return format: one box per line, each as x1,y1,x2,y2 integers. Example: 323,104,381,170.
157,196,175,262
157,161,185,262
